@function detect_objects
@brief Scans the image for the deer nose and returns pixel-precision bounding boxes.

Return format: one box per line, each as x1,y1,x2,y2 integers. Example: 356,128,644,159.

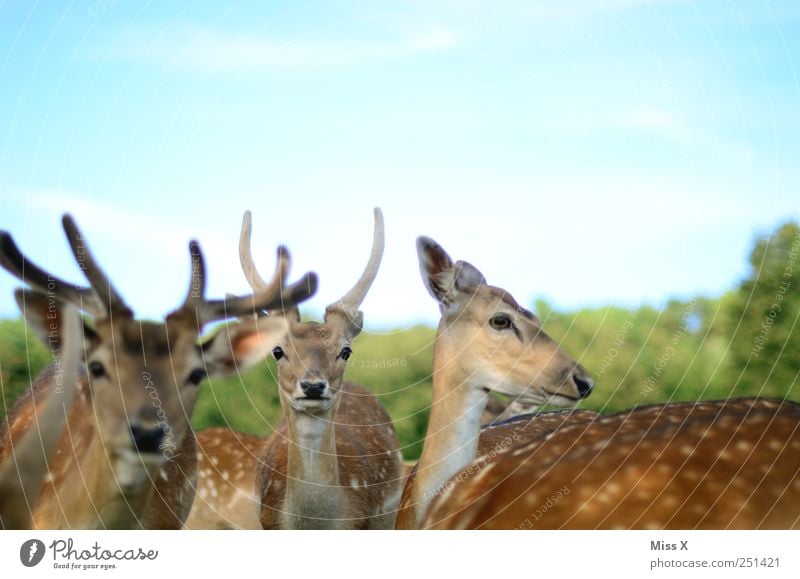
572,373,594,399
130,423,166,454
300,381,327,399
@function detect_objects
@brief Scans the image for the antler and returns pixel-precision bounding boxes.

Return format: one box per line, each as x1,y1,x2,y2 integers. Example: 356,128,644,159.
325,207,384,321
61,215,132,317
0,215,130,318
0,229,105,317
239,211,289,294
176,237,316,326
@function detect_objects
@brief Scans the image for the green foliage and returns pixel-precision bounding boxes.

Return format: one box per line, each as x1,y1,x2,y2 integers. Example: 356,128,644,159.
1,222,798,460
0,318,50,416
535,297,730,413
723,221,800,398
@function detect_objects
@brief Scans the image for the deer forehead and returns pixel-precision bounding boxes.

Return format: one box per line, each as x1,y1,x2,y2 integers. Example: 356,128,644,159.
93,319,198,359
284,322,348,354
451,285,536,319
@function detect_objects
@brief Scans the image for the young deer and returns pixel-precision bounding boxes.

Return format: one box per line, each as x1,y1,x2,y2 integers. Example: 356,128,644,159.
246,208,403,529
395,237,595,529
0,215,317,529
0,299,80,529
425,397,800,529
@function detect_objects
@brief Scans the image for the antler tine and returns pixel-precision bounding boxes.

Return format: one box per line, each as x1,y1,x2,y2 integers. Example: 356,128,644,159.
239,210,271,291
0,231,105,317
62,214,132,317
325,207,384,320
182,240,207,309
197,245,310,324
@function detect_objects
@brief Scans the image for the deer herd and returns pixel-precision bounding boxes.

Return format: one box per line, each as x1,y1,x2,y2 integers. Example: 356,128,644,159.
0,209,798,530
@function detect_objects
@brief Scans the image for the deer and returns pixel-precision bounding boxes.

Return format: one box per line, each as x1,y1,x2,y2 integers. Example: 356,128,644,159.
395,236,596,529
424,396,800,529
398,237,800,529
241,207,403,529
0,298,80,529
0,215,317,529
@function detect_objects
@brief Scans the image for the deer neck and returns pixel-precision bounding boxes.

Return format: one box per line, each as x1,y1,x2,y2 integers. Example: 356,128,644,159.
283,408,343,529
410,330,488,528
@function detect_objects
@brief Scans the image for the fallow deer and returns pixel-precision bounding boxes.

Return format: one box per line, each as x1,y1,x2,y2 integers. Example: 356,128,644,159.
245,208,404,529
397,237,800,529
0,215,317,529
395,237,595,529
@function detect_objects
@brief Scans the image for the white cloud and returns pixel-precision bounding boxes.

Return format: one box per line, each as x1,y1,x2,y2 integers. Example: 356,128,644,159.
615,105,695,145
124,25,462,74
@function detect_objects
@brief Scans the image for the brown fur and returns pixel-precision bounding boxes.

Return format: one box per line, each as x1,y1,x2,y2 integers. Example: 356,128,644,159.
184,429,265,530
396,409,597,529
425,398,800,529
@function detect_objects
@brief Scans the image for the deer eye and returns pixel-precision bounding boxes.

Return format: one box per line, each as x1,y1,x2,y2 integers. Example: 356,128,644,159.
88,361,106,378
273,347,285,361
338,346,352,361
489,314,513,331
187,368,207,386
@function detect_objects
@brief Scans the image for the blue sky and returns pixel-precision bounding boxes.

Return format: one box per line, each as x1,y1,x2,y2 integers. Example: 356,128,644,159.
0,0,798,327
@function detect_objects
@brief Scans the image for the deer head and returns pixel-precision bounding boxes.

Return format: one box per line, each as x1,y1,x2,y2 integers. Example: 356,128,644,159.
416,236,593,408
239,208,383,417
0,215,317,488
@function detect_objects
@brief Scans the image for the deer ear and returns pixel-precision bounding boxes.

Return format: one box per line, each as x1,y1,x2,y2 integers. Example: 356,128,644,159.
201,316,289,377
416,237,486,309
15,288,97,357
453,260,486,291
416,236,455,306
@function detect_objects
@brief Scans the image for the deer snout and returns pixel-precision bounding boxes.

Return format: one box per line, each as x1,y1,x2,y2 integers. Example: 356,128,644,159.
571,371,594,399
300,381,328,400
130,423,167,454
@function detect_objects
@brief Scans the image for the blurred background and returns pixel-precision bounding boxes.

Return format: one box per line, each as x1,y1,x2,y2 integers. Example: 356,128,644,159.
0,1,798,458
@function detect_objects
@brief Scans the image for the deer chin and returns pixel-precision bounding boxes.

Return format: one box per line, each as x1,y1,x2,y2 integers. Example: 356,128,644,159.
484,379,581,409
543,392,582,408
291,397,334,414
484,382,549,407
113,448,164,489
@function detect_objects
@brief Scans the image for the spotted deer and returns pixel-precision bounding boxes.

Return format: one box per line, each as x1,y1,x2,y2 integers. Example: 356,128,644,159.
0,215,317,529
395,237,595,529
242,208,403,529
0,299,80,529
425,397,800,529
